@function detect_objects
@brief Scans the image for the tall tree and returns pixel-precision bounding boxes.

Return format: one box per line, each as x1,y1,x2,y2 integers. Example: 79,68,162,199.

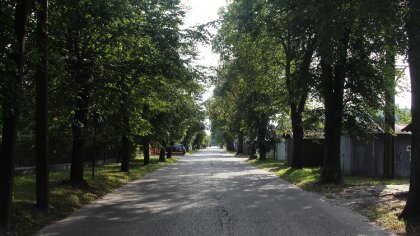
0,0,31,229
400,0,420,233
383,41,397,179
317,0,348,184
65,0,94,184
263,0,317,168
120,93,130,172
60,0,130,184
367,0,406,179
317,0,385,183
383,35,396,179
35,0,49,212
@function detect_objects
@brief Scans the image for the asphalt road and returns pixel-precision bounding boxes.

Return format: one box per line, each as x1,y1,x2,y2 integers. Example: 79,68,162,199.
36,147,390,236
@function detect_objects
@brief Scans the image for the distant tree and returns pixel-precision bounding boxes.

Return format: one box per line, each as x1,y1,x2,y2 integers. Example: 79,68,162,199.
397,108,412,124
211,1,283,159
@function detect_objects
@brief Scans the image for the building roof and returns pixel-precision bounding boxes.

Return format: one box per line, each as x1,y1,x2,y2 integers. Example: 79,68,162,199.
401,123,412,133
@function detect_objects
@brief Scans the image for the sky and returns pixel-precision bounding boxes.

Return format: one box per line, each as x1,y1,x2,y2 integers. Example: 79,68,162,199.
181,0,227,61
181,0,412,109
396,64,412,109
181,0,227,101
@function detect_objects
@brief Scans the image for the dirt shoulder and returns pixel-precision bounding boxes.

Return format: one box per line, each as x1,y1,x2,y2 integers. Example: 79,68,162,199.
323,184,408,235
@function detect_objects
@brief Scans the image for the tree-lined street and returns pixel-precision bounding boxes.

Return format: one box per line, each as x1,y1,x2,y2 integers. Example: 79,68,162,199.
1,0,420,234
36,148,388,236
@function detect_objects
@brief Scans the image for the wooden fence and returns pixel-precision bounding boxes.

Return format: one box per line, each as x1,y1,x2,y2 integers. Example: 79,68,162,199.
301,139,324,167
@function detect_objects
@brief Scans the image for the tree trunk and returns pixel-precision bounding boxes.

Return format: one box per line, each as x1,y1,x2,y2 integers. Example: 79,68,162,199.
0,0,30,229
290,104,304,169
159,147,166,162
249,142,257,159
225,138,235,152
400,1,420,232
69,79,89,184
0,105,19,231
320,56,346,184
318,3,349,183
383,46,396,179
166,143,173,158
120,129,130,172
120,97,130,172
237,133,244,155
35,0,49,212
284,50,306,168
290,39,313,169
321,91,343,184
143,137,150,165
184,142,190,152
229,140,235,152
67,0,91,185
258,142,267,161
257,114,268,161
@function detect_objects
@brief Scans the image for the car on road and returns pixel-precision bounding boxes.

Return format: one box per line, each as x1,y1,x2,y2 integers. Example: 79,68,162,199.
172,143,186,155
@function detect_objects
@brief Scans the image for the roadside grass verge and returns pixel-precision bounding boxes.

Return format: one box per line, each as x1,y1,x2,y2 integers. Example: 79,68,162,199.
246,158,408,189
186,150,197,155
11,156,177,236
367,201,407,235
246,158,408,234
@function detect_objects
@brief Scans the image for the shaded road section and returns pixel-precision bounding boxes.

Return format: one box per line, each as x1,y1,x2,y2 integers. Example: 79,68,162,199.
36,147,390,236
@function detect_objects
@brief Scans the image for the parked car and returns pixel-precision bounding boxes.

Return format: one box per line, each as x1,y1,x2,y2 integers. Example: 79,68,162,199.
173,144,186,155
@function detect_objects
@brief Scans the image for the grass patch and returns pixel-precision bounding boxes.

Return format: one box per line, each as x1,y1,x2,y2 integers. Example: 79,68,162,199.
10,156,177,236
247,158,408,189
186,150,197,155
247,158,408,234
344,176,409,186
247,159,327,192
368,202,406,234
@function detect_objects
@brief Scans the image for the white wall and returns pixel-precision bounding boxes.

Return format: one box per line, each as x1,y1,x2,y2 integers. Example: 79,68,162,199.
274,142,286,161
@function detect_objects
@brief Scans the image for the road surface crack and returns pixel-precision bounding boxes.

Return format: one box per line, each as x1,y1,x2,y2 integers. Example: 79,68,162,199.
217,206,231,236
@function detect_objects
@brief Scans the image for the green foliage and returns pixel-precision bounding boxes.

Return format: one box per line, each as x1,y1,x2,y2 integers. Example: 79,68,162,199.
192,130,210,150
396,108,412,124
1,0,208,166
208,0,287,153
210,0,409,170
1,0,208,230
